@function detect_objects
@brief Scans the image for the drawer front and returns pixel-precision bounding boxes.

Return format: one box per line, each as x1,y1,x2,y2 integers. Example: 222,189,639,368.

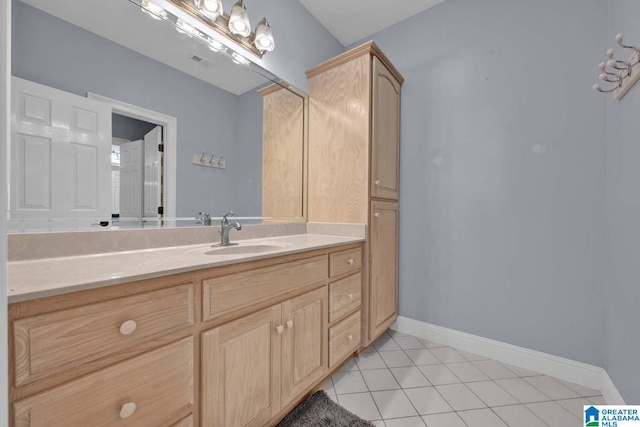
329,273,361,322
329,248,361,278
172,415,194,427
14,337,194,427
329,311,361,368
13,284,194,386
203,255,327,322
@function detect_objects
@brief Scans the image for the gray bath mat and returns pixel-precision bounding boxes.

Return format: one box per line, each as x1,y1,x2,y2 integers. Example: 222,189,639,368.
278,391,374,427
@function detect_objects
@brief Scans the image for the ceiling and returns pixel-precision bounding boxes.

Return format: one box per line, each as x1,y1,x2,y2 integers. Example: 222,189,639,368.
298,0,446,46
19,0,271,95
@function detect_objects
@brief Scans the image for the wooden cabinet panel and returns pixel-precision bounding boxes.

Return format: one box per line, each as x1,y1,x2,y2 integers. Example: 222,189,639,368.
281,287,327,406
14,337,194,427
371,56,401,201
369,201,399,340
329,273,361,323
13,284,194,386
201,306,282,427
329,247,362,278
202,255,327,322
260,84,305,220
329,311,361,368
307,54,371,224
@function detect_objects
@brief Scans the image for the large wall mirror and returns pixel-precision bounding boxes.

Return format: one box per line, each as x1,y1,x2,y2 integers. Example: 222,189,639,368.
8,0,306,232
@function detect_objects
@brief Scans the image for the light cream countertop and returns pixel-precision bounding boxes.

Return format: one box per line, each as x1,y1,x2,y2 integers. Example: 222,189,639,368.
8,234,364,303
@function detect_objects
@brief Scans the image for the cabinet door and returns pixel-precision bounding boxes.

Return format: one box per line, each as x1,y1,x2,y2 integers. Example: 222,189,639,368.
369,201,399,340
371,56,401,200
281,287,328,407
201,306,282,427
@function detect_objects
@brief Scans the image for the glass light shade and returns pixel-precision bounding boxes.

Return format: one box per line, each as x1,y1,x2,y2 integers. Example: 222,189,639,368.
141,0,167,20
228,0,251,37
195,0,223,20
254,18,274,52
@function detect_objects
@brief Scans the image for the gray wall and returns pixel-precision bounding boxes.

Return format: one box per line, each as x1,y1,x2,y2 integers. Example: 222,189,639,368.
604,0,640,404
356,0,608,367
112,113,157,142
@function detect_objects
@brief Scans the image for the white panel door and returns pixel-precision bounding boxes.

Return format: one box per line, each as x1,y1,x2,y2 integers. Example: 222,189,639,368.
10,77,111,220
119,140,143,220
143,126,162,219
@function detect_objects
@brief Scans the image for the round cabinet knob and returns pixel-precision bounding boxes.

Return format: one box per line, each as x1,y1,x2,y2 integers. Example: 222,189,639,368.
374,212,380,218
347,258,354,265
120,402,137,419
347,293,354,300
375,180,381,186
276,325,284,335
119,320,137,336
286,320,294,329
346,334,353,342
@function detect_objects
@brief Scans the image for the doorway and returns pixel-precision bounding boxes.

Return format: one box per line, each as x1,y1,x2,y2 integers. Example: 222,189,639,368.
111,114,162,220
88,92,177,219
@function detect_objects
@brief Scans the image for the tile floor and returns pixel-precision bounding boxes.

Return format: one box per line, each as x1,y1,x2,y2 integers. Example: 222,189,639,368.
320,330,604,427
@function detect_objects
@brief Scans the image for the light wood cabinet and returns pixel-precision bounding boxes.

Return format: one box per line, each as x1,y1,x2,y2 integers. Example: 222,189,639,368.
201,306,282,427
9,242,363,426
14,337,194,427
201,287,327,426
369,201,399,338
307,42,403,345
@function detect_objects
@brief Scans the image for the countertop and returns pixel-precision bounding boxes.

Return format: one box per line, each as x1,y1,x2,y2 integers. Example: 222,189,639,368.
8,234,364,303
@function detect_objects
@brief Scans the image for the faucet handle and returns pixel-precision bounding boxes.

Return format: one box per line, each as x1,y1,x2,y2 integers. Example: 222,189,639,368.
221,211,234,225
222,211,234,219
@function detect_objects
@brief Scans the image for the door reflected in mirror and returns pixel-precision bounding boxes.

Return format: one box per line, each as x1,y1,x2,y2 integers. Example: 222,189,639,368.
8,0,306,232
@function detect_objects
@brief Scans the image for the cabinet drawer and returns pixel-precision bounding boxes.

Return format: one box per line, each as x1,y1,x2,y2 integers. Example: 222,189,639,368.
329,248,361,278
203,255,327,322
13,284,194,387
329,273,361,322
329,311,361,368
172,415,194,427
14,337,194,427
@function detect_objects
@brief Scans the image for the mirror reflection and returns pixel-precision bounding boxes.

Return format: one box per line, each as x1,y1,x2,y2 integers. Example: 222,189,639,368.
8,0,305,232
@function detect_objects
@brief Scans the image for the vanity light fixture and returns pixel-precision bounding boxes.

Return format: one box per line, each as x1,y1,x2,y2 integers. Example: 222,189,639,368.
254,18,274,53
141,0,168,20
194,0,223,21
142,0,274,58
228,0,251,37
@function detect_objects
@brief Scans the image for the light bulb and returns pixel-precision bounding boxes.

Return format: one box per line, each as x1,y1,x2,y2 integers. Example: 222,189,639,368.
229,0,251,37
195,0,223,20
254,18,274,52
141,0,167,20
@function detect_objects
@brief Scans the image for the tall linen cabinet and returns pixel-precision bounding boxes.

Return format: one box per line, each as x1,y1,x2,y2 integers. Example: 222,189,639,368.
307,42,403,346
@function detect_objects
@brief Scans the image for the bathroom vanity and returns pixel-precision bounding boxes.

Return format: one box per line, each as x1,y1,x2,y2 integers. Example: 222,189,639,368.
8,233,364,426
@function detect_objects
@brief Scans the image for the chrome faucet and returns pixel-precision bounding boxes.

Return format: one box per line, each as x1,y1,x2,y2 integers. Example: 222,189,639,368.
197,211,211,226
219,211,242,246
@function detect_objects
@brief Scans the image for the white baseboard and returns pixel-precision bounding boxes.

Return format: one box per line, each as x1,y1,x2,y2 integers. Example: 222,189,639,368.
391,316,625,404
